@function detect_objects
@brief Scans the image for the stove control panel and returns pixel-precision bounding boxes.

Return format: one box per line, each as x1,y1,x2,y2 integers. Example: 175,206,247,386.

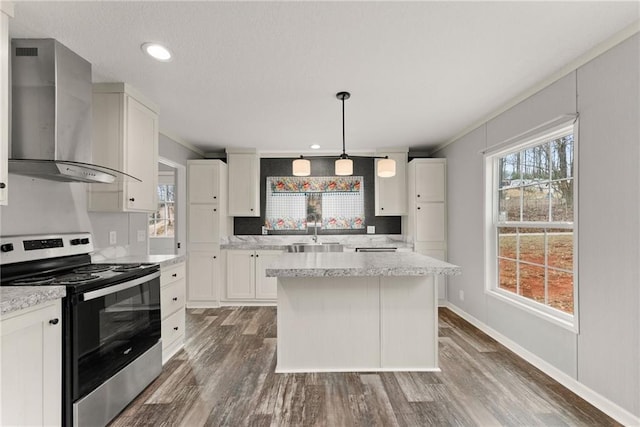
70,238,91,246
24,238,64,251
0,233,94,265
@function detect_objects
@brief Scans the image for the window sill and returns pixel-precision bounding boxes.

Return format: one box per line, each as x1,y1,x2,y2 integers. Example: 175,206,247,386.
485,288,578,333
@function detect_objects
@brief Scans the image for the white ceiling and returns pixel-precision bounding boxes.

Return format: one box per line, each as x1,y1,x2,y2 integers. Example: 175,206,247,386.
8,1,639,155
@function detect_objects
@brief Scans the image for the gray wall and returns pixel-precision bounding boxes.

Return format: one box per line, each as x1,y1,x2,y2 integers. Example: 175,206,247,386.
436,34,639,417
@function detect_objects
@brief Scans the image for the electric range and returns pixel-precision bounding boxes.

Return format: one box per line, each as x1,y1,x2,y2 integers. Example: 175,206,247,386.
0,232,162,427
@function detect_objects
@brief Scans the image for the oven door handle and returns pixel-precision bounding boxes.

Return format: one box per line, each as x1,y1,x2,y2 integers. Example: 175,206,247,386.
80,271,160,301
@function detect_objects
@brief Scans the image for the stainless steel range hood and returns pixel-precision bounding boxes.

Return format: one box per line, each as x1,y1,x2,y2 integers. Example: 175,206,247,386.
9,39,139,184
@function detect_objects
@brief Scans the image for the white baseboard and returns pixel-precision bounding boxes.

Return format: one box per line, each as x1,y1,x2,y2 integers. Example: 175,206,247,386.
443,302,640,427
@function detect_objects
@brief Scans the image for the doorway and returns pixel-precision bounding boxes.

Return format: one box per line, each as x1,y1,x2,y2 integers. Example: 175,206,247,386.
149,158,186,255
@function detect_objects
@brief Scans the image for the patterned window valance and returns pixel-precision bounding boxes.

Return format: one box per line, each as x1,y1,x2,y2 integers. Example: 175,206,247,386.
269,176,362,193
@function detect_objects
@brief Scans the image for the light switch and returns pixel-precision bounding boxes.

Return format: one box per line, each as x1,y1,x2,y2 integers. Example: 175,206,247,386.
367,226,375,234
137,230,146,242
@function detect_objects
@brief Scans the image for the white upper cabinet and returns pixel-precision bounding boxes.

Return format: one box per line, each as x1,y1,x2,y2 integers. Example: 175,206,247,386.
187,159,230,247
407,159,447,240
88,83,159,212
375,151,408,215
414,160,445,202
188,161,222,203
188,204,221,243
0,5,12,205
227,152,260,217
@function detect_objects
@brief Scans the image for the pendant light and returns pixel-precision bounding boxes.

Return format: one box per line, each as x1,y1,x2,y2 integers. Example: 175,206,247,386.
377,157,396,177
335,92,353,176
290,91,396,178
292,155,311,176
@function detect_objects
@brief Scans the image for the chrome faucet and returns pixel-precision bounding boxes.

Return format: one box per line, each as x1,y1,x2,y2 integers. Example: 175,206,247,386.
309,213,319,243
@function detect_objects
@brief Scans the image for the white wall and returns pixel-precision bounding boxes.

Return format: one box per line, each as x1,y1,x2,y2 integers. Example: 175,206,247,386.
0,174,148,256
0,134,202,256
436,33,639,420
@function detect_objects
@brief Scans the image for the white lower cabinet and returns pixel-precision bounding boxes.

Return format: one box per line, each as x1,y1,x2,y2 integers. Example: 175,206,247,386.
187,250,222,305
226,250,282,301
1,300,62,426
160,262,186,363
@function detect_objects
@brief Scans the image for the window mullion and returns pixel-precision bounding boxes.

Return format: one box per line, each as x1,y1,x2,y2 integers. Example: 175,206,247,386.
544,229,549,305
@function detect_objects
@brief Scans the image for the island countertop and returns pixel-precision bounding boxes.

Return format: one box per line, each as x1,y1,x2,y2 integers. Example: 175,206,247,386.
265,252,461,278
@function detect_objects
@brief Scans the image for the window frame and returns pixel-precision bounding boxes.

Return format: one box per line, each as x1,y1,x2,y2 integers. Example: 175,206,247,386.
484,121,579,332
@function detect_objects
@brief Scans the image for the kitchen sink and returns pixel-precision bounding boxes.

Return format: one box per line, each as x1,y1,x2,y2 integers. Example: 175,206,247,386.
287,242,344,253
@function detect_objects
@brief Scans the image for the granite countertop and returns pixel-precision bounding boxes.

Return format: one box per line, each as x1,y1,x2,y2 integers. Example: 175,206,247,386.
96,254,187,269
265,252,461,278
221,235,414,251
1,286,67,316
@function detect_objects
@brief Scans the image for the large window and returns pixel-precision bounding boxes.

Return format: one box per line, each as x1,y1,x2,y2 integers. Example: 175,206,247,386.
487,124,576,325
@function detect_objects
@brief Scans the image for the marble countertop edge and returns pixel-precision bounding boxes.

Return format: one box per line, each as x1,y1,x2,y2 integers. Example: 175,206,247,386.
1,286,66,316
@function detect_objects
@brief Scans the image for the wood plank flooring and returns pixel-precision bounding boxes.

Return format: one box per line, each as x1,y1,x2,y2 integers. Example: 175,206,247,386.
110,307,620,426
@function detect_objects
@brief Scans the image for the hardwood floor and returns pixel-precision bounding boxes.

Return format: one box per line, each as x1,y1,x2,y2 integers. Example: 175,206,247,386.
110,307,620,426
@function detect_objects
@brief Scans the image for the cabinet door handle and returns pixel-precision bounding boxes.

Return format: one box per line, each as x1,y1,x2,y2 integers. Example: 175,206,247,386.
49,318,59,325
417,206,421,210
381,207,384,210
255,254,259,258
213,196,217,199
250,208,254,212
250,254,254,257
417,194,421,198
172,273,177,277
129,197,135,202
213,256,217,259
213,208,217,212
0,183,5,189
172,297,178,301
173,326,179,331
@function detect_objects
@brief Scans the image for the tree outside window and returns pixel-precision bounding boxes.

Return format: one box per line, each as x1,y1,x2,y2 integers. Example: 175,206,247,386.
492,129,575,318
149,184,175,237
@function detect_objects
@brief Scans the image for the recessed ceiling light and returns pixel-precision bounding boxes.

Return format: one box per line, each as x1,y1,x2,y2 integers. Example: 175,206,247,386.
310,144,321,150
141,42,172,62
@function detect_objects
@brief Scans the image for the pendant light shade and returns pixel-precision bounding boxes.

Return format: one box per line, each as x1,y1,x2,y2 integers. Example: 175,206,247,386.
377,157,396,178
292,156,311,176
291,91,396,178
335,158,353,176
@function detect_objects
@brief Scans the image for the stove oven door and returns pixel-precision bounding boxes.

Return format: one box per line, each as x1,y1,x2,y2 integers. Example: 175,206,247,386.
71,272,161,402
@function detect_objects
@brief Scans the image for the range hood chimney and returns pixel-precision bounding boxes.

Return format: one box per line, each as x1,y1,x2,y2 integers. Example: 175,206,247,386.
9,39,139,184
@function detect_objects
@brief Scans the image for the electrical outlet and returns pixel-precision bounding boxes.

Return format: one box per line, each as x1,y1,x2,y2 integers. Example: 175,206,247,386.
109,231,117,245
261,226,268,235
459,290,465,301
137,230,146,242
367,226,375,234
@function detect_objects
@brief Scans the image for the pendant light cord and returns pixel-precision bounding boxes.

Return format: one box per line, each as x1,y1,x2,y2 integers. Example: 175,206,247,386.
341,95,346,158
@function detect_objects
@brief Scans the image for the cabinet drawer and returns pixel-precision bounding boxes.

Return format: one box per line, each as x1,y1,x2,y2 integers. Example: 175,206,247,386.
161,309,185,350
161,279,186,319
161,263,186,286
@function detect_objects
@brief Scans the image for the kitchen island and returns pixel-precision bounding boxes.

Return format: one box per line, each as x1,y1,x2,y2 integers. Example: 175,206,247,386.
265,252,461,373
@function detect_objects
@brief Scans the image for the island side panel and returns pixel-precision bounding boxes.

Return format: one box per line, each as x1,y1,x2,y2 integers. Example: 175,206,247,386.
276,277,380,373
380,275,438,370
